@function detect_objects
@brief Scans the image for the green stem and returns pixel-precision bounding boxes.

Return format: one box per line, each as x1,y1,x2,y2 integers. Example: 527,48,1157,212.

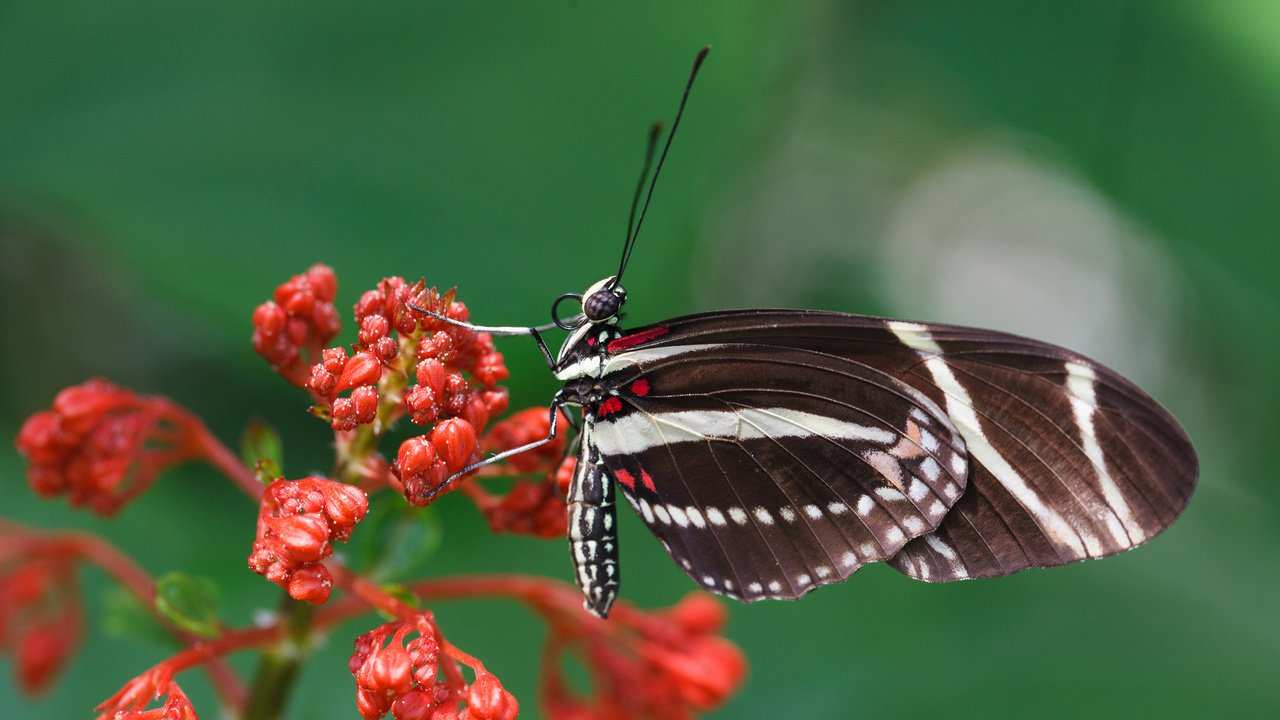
242,593,317,720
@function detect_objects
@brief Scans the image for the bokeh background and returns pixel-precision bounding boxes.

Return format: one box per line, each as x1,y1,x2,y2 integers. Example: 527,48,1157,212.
2,1,1277,718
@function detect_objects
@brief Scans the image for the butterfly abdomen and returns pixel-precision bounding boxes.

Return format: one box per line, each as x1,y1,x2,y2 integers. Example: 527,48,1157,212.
566,417,621,617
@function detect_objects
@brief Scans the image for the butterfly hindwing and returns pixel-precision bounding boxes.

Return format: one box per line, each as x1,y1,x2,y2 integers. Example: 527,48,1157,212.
588,340,970,600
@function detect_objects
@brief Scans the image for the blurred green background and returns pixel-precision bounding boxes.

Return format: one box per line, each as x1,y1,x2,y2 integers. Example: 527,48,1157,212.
2,1,1277,718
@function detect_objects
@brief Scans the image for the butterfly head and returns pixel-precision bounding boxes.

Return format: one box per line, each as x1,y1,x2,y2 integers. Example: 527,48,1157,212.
582,276,627,324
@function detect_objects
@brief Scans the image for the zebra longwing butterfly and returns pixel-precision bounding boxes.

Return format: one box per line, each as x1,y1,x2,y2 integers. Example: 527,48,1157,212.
423,48,1198,618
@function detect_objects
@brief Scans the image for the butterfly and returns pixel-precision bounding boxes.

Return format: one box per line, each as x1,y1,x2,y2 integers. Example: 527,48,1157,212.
422,47,1198,618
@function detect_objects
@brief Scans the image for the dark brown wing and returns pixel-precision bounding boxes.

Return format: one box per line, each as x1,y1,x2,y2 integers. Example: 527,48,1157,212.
599,309,1197,584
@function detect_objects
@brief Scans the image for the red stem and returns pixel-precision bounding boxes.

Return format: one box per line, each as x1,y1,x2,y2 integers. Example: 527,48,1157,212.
11,529,247,707
168,403,263,500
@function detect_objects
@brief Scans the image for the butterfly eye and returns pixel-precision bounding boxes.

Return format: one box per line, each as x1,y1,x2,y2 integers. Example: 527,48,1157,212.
583,284,626,323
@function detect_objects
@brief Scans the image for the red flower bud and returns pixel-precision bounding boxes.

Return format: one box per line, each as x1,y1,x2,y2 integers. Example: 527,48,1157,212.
352,386,379,423
415,359,448,396
481,389,509,417
554,457,576,497
404,386,440,426
467,673,518,720
359,314,391,346
323,484,370,536
323,346,349,374
16,621,74,694
306,264,338,302
649,636,747,710
307,364,338,397
52,383,115,436
396,436,437,476
373,336,399,362
460,396,490,434
392,689,434,720
431,419,477,474
16,412,62,465
253,301,288,335
271,513,331,562
287,564,333,604
669,593,727,635
337,351,383,393
358,687,391,720
359,643,414,695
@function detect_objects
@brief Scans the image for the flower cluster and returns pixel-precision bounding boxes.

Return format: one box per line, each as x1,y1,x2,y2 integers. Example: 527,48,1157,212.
248,477,369,604
0,543,82,695
350,614,517,720
8,264,749,720
95,667,198,720
14,380,204,515
251,264,342,388
543,593,747,720
464,408,571,538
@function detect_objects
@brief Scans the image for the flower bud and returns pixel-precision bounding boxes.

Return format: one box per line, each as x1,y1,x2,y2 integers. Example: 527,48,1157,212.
271,513,331,562
253,301,288,335
391,689,434,720
287,564,332,604
337,352,383,393
432,419,477,474
669,593,727,635
323,483,370,535
396,436,437,476
359,643,414,695
322,346,349,374
467,673,518,720
306,263,337,302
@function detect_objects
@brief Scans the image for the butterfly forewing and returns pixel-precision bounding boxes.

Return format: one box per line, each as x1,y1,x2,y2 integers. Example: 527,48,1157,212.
589,341,969,600
590,310,1196,588
883,321,1198,580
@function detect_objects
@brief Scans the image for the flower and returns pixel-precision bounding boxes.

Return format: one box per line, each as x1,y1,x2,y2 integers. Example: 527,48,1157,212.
0,553,82,695
252,264,341,388
248,477,369,604
95,668,198,720
14,380,205,516
541,592,747,720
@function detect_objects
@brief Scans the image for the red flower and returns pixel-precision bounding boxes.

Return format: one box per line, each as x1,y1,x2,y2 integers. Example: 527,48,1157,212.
483,408,566,474
14,380,207,516
96,669,198,720
252,264,341,388
540,592,747,720
248,477,369,604
350,613,522,720
351,616,442,720
0,554,82,696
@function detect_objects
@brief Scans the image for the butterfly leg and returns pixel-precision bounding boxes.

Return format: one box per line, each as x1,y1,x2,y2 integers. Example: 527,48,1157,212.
421,401,564,502
410,306,560,370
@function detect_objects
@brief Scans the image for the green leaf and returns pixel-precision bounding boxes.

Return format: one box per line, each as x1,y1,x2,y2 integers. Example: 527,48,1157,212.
241,418,284,483
154,573,221,638
357,502,444,581
100,586,172,647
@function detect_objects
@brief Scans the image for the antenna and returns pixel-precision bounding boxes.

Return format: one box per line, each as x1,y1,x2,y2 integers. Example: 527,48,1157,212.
612,45,710,288
624,121,665,255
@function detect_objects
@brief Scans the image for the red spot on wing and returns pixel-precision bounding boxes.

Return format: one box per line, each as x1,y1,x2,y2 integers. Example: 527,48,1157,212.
598,397,623,417
614,468,636,491
630,378,650,396
607,327,669,352
587,336,596,346
640,468,657,492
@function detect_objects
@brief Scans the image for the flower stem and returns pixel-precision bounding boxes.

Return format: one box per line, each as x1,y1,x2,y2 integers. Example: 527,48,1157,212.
243,593,316,720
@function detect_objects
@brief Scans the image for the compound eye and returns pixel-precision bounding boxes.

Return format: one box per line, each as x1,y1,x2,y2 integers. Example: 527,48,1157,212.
583,286,624,322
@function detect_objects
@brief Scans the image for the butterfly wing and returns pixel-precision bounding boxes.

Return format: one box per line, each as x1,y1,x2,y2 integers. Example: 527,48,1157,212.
594,309,1197,591
590,338,970,601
